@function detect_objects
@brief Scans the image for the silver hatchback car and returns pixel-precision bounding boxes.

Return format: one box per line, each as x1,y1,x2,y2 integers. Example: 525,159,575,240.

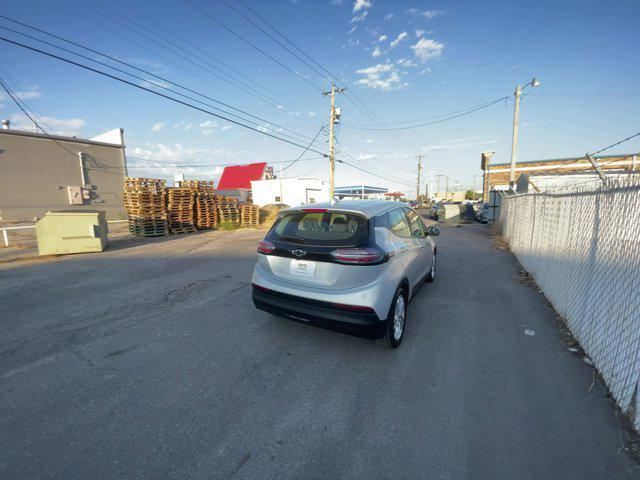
251,200,439,348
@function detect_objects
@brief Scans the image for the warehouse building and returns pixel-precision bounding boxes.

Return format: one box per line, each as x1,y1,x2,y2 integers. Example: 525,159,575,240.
480,152,638,201
0,124,127,222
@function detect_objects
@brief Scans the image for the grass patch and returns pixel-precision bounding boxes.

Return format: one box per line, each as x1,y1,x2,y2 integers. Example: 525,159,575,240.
218,221,239,231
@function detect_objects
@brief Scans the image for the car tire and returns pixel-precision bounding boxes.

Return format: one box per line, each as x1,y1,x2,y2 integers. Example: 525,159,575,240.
376,287,407,349
426,252,436,283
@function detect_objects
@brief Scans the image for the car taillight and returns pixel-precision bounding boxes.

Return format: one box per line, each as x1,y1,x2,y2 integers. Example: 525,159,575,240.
257,240,275,254
331,302,375,313
330,247,386,264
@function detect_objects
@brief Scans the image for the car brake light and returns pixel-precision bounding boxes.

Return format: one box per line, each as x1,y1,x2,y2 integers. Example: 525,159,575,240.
257,240,275,254
331,302,375,313
252,283,271,292
301,208,328,213
331,247,385,264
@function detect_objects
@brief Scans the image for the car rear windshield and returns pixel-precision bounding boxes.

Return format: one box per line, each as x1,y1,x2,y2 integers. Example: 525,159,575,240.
269,210,368,246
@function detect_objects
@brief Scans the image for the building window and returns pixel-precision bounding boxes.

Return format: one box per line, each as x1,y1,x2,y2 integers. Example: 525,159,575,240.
275,196,281,202
309,198,316,203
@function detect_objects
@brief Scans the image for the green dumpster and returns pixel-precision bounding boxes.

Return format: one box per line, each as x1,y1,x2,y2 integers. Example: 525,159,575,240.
36,210,108,255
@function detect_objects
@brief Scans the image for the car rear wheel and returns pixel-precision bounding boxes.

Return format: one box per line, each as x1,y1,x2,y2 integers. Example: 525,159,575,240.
376,288,406,349
426,252,436,283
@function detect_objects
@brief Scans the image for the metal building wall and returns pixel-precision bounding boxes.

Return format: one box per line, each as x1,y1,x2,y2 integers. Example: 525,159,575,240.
0,130,127,221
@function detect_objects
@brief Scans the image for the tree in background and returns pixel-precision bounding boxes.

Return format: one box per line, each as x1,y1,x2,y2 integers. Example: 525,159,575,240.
465,190,476,200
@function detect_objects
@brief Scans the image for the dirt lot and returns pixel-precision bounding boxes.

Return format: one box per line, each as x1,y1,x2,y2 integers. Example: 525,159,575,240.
1,222,637,479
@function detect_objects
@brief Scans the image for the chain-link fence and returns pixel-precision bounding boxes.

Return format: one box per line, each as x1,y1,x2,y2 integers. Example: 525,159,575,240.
500,173,640,428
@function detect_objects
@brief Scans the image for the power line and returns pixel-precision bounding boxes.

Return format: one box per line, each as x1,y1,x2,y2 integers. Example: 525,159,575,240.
108,0,304,115
347,97,510,127
182,0,324,93
220,0,329,84
342,96,509,131
0,35,330,157
212,0,414,156
126,156,326,169
0,15,314,143
280,126,325,172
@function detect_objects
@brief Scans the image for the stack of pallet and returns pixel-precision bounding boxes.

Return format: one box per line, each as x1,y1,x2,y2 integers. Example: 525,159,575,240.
123,177,168,237
217,196,240,226
240,204,259,228
181,180,215,193
166,187,196,234
181,180,218,230
194,192,219,229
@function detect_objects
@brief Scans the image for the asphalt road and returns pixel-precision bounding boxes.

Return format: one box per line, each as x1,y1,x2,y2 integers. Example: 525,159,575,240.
1,222,637,479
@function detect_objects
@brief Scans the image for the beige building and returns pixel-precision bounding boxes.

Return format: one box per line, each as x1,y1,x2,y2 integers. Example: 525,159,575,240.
0,126,127,222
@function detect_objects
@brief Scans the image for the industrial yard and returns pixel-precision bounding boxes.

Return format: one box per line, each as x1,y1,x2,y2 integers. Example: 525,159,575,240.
1,221,637,479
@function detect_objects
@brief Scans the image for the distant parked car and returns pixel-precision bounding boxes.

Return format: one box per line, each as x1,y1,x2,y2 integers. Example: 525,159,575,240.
251,200,439,348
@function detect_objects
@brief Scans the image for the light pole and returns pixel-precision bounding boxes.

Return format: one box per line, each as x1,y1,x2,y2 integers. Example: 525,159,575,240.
509,77,540,190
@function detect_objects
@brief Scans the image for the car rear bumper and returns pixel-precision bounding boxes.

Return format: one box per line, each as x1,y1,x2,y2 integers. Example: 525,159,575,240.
252,285,386,339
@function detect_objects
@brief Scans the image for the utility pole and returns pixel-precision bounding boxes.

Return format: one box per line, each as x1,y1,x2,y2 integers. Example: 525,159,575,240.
445,176,449,200
415,155,424,201
509,77,540,190
322,83,346,201
472,175,477,197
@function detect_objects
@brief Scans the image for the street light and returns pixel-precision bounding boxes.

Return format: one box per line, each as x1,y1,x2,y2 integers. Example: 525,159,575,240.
509,77,540,190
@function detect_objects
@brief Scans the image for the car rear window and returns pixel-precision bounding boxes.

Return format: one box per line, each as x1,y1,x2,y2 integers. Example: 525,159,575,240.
269,211,368,246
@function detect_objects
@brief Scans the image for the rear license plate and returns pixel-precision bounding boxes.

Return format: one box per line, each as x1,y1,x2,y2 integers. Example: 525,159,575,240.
289,259,316,278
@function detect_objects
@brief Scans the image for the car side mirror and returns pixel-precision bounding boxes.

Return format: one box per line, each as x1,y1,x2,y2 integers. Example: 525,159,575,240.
426,226,440,236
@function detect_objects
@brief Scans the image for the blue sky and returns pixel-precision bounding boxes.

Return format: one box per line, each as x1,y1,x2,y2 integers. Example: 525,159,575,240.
1,0,639,195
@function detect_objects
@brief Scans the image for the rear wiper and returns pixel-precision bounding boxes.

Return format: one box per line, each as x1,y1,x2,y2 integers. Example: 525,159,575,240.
274,235,308,244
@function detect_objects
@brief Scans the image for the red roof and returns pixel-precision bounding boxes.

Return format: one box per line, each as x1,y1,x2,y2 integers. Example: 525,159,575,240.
217,162,267,190
385,192,404,197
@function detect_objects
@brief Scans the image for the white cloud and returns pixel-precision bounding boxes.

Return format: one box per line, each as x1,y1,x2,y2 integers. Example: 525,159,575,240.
308,111,316,118
276,105,285,110
365,138,374,143
151,122,165,132
351,11,368,22
172,120,195,130
407,8,445,19
378,34,387,41
357,153,378,161
383,13,393,20
390,31,408,48
415,29,426,37
331,0,344,4
0,86,41,101
199,120,217,136
222,125,233,131
410,38,444,62
9,113,85,137
354,63,407,91
372,46,382,57
396,57,417,67
353,0,372,12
